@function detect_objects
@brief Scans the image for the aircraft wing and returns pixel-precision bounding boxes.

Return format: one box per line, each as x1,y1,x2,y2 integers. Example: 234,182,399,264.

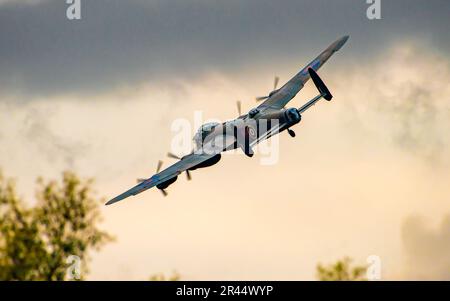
257,35,349,112
105,152,217,205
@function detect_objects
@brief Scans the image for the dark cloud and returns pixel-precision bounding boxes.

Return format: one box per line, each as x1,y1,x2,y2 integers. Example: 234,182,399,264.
401,214,450,280
0,0,449,96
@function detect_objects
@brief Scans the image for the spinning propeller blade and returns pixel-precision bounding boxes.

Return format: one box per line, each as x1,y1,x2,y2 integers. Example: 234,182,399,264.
167,152,192,181
273,76,279,90
255,96,268,101
256,75,279,102
156,160,163,173
236,100,242,116
167,152,181,160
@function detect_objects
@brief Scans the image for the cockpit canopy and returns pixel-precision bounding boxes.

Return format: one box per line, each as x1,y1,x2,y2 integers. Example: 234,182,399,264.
193,122,220,149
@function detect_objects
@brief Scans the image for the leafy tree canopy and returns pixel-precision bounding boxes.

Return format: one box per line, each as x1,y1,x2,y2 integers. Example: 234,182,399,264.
0,171,113,280
316,257,367,281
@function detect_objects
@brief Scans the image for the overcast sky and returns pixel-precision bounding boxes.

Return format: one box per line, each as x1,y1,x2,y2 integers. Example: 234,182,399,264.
0,0,449,280
1,0,449,95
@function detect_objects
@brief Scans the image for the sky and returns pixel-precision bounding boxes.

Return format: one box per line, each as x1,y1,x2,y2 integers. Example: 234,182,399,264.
0,0,449,280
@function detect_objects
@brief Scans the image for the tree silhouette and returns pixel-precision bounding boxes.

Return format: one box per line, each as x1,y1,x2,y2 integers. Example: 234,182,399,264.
316,257,367,281
149,271,181,281
0,171,113,280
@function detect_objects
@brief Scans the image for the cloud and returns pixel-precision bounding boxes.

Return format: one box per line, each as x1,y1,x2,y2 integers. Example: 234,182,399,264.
401,214,450,280
1,0,449,96
0,3,450,279
20,105,89,169
334,41,450,166
0,0,46,5
1,39,449,187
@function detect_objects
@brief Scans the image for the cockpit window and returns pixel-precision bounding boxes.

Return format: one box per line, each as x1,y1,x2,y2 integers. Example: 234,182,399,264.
193,122,220,149
201,122,219,132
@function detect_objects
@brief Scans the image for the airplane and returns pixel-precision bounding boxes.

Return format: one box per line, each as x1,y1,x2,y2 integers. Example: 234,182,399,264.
106,35,349,205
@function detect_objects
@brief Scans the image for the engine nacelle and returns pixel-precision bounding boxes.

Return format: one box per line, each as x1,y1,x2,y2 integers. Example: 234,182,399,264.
156,176,178,190
189,154,221,171
284,108,302,126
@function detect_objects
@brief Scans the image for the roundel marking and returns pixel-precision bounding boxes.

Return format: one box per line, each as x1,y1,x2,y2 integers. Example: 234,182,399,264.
248,126,257,138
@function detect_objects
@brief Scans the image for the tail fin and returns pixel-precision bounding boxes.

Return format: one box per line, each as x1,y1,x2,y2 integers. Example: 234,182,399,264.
308,68,333,101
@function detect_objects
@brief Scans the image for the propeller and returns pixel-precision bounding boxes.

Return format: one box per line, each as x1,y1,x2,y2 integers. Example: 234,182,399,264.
167,152,192,181
255,96,268,101
236,100,242,116
273,76,280,90
136,159,163,183
256,76,280,101
155,160,168,196
156,160,163,173
167,152,181,160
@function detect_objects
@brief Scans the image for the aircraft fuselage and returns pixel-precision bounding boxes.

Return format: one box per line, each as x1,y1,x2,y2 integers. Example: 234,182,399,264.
196,107,302,156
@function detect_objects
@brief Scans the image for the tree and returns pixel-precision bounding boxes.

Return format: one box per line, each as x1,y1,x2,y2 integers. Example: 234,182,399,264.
316,257,367,281
149,271,181,281
0,171,113,280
